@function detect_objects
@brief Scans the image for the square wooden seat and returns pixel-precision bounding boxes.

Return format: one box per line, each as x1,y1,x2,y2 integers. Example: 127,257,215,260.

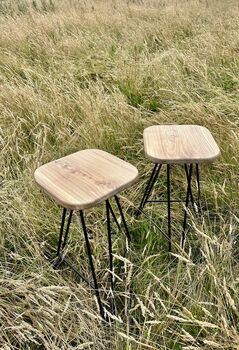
35,149,138,319
34,149,138,210
143,125,220,164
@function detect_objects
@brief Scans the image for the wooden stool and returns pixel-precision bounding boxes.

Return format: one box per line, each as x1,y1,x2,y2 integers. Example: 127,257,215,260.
137,125,220,252
34,149,138,319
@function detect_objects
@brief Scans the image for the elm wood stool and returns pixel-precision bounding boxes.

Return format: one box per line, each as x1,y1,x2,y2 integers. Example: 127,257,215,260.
34,149,138,319
137,125,220,252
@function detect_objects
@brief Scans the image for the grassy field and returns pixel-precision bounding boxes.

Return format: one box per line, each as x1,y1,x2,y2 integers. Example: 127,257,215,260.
0,0,239,349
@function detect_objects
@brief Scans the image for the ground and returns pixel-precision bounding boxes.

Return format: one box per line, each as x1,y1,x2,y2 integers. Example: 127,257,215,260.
0,0,238,349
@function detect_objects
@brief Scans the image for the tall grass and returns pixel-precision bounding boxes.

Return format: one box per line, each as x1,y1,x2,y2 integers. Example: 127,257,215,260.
0,0,238,349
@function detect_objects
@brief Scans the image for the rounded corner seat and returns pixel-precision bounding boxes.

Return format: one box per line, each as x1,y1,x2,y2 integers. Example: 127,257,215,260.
34,149,139,210
34,148,138,319
143,125,220,164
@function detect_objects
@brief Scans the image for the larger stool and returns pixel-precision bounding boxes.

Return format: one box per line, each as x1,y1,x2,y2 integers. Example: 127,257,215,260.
34,149,138,319
137,125,220,252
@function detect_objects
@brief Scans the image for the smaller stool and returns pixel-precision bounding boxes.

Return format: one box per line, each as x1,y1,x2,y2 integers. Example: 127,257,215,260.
34,149,138,319
137,125,220,252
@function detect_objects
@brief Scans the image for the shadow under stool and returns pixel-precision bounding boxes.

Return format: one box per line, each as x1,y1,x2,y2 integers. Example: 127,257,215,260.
34,149,138,320
136,125,220,252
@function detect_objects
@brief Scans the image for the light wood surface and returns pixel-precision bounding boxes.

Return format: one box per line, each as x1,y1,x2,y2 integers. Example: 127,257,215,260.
34,149,138,210
143,125,220,164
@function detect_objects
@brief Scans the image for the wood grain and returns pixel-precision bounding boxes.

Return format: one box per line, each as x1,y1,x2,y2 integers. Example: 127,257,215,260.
34,149,138,210
143,125,220,164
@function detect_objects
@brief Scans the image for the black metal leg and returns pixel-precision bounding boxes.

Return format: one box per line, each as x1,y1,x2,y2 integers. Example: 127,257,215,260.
167,164,172,253
114,195,131,242
62,210,73,250
106,200,116,315
196,164,201,212
57,208,67,256
136,163,161,216
108,201,121,233
79,210,105,319
184,164,195,209
182,164,193,248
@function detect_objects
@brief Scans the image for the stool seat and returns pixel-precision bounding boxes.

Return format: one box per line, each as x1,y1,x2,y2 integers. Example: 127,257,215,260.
34,149,138,210
143,125,220,164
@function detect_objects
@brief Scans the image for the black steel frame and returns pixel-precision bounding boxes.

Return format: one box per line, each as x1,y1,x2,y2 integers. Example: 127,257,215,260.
54,195,130,320
136,163,201,252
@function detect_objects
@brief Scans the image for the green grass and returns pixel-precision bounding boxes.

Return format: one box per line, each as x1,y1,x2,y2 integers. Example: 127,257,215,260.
0,0,238,349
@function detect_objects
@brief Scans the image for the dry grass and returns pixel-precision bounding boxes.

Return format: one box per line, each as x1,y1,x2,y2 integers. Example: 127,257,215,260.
0,0,238,349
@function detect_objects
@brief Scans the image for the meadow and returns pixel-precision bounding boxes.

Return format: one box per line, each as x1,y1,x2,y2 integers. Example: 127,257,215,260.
0,0,238,349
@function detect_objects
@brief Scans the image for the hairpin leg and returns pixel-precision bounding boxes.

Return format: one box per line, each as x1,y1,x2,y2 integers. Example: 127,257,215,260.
182,164,193,248
79,210,105,319
136,163,162,215
167,164,172,253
